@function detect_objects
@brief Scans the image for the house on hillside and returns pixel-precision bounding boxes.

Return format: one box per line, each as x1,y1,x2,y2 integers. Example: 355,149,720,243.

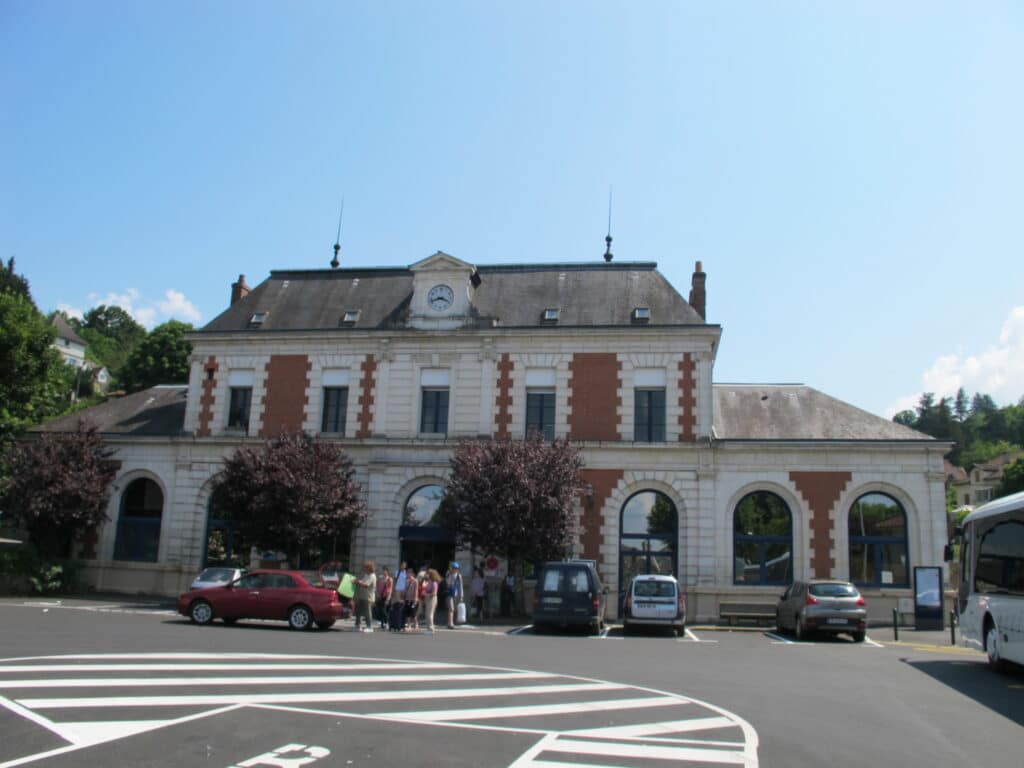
35,253,950,622
951,451,1024,507
50,314,86,368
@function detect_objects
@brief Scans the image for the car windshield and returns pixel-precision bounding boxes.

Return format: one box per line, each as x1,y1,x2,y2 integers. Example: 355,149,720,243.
634,580,676,598
197,568,235,582
809,583,859,597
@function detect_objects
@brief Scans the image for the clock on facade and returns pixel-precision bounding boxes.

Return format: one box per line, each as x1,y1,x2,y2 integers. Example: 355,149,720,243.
427,284,454,312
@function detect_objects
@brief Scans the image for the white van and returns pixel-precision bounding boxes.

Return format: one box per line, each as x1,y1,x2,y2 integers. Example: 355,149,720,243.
623,574,686,636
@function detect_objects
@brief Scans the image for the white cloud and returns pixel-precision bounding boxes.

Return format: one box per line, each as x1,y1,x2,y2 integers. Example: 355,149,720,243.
157,289,202,324
73,287,203,329
887,306,1024,416
56,303,83,320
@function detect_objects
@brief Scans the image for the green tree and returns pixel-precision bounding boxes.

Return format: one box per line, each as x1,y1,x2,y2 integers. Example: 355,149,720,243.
75,305,147,375
959,440,1020,471
213,432,366,565
998,458,1024,498
118,320,193,392
954,388,969,422
0,257,34,306
0,421,117,557
0,292,74,443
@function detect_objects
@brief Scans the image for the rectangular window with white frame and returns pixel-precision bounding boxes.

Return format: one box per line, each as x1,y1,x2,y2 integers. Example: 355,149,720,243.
321,369,350,434
420,369,450,435
634,368,666,442
525,368,557,440
227,370,254,432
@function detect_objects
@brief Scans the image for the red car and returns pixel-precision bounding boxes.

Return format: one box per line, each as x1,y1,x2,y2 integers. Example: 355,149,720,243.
177,569,344,630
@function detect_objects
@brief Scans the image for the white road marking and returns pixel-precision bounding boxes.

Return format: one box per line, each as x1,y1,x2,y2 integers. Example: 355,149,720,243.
0,671,552,689
378,695,683,722
0,653,760,768
864,637,884,648
0,662,463,674
20,681,626,709
764,632,794,644
565,716,738,738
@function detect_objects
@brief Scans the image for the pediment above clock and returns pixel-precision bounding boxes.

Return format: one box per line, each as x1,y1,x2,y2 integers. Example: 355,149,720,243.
409,251,475,274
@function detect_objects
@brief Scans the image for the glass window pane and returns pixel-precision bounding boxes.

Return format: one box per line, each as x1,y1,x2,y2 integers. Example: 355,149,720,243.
849,493,906,537
849,542,871,583
734,541,761,583
622,491,677,537
404,485,445,526
734,492,792,536
764,542,792,583
649,554,674,575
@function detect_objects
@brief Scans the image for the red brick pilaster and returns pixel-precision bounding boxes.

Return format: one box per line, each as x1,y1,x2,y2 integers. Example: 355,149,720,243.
567,353,621,441
579,469,624,569
197,356,218,437
494,353,514,437
677,354,697,442
259,355,311,437
790,471,852,578
356,354,377,438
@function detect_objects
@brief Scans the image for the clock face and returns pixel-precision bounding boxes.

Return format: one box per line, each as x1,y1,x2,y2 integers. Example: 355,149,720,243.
428,284,454,312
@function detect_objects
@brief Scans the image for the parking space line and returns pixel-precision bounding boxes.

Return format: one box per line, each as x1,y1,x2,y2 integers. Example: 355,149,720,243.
864,637,884,648
764,632,794,645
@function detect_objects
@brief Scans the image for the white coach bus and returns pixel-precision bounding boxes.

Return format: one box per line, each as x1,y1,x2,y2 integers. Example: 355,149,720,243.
955,489,1024,671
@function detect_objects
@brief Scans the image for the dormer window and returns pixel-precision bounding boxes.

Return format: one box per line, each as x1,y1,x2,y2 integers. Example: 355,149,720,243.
632,307,651,324
340,310,361,326
249,312,268,328
541,308,560,324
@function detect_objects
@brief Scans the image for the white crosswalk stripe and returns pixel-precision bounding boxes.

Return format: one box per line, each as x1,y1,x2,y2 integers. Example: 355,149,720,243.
0,653,759,767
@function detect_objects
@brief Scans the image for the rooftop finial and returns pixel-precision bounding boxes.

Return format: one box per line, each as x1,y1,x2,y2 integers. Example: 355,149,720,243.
330,198,344,269
603,186,613,263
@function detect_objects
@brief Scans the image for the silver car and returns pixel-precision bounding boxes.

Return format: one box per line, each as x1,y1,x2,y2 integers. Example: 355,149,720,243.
623,574,686,636
776,580,867,642
190,566,245,591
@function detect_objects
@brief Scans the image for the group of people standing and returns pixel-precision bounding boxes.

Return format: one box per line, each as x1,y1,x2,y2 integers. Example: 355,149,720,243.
348,560,465,633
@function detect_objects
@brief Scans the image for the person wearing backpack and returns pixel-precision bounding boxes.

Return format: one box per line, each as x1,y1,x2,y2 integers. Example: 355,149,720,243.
446,562,464,629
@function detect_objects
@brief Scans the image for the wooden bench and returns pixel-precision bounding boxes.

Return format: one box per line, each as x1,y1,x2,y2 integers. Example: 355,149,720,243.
718,602,776,626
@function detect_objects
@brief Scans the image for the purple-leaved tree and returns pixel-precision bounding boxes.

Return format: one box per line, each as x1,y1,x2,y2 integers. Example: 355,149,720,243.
214,431,366,566
0,420,117,557
440,434,584,611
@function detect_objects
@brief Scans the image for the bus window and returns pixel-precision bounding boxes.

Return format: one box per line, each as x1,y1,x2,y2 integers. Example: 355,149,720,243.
975,521,1024,595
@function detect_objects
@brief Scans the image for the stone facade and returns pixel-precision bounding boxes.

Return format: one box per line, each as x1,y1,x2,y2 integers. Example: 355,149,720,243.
57,255,950,622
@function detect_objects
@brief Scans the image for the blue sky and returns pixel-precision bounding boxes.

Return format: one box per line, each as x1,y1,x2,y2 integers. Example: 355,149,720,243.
2,2,1022,418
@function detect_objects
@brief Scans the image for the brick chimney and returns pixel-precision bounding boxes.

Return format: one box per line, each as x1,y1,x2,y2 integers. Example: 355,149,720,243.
230,274,250,306
689,261,706,320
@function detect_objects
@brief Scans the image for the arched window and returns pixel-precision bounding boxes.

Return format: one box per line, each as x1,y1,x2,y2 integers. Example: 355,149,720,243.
114,478,163,562
400,484,454,576
848,493,908,587
404,485,445,526
620,491,678,595
733,491,792,585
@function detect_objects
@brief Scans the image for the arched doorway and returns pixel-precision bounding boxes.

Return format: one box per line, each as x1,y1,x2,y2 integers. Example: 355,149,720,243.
113,478,163,562
619,490,678,609
399,484,455,574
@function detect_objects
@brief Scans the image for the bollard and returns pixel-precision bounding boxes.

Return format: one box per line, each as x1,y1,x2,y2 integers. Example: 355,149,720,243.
892,608,899,642
950,610,956,646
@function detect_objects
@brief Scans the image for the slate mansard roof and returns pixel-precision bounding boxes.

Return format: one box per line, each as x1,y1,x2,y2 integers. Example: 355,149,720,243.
198,261,708,333
712,384,933,442
34,386,188,437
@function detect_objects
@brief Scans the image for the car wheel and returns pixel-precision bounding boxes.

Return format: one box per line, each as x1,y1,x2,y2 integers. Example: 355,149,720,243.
316,620,335,630
190,600,213,625
794,613,804,641
288,605,313,631
986,623,1006,672
852,631,865,643
222,617,237,625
